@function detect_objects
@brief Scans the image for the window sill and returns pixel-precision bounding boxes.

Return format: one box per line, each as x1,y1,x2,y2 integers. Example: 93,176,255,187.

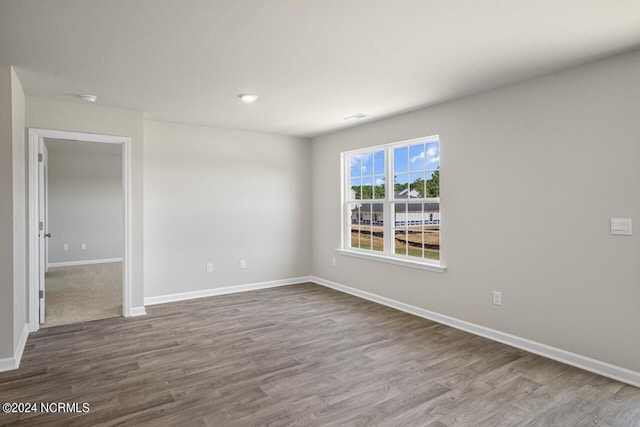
336,249,447,273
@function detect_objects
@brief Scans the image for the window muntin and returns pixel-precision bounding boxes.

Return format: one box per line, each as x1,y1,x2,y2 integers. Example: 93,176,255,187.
349,150,385,200
350,202,384,251
392,202,440,260
344,136,440,264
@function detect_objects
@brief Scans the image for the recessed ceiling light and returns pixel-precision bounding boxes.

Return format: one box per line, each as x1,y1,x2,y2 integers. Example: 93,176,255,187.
80,94,97,103
238,93,258,103
343,113,367,120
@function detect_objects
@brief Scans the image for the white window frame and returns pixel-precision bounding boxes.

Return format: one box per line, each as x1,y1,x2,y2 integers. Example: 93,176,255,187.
338,135,446,273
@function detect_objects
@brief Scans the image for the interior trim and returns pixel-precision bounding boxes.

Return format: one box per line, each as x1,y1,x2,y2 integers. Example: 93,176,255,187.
48,258,123,268
144,276,312,306
0,323,29,373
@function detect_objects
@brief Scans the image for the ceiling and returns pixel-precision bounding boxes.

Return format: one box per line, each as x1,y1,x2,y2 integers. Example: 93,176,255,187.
2,1,640,138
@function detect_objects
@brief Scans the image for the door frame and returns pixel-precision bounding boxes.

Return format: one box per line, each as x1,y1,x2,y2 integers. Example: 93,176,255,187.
28,128,133,332
38,139,48,323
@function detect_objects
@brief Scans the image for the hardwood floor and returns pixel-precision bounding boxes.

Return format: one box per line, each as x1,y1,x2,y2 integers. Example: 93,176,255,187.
1,283,639,426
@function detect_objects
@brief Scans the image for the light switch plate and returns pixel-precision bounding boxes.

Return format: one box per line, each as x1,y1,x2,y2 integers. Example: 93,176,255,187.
611,218,632,236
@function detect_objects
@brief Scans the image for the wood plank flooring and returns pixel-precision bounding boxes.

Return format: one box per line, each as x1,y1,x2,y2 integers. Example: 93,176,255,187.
1,283,639,426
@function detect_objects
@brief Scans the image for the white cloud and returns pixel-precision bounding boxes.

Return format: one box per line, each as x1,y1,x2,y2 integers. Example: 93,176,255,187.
426,147,439,164
410,151,425,163
375,177,385,185
350,152,372,173
410,147,439,166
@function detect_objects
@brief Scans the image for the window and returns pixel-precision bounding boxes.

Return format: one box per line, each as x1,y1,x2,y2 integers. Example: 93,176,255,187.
342,135,442,269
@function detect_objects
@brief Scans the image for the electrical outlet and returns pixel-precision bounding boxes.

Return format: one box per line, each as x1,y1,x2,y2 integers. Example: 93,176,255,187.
492,291,502,306
331,257,336,267
81,243,87,250
63,244,69,251
206,262,213,273
240,259,246,269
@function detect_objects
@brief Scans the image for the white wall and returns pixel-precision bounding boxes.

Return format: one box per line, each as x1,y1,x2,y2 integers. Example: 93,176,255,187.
11,67,26,352
0,65,26,361
26,97,144,308
144,120,311,298
47,149,123,263
311,50,640,373
0,65,14,358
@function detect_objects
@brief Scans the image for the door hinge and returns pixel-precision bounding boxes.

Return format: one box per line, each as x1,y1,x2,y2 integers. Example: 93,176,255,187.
39,290,43,299
38,153,43,162
39,221,43,231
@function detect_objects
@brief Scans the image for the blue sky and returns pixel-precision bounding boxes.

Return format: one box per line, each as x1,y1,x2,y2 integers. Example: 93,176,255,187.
350,142,439,185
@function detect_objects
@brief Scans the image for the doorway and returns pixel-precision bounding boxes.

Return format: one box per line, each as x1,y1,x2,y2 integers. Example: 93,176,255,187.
43,138,124,327
28,129,133,332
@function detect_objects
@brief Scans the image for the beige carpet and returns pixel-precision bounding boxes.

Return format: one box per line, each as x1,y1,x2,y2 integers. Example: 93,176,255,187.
44,262,122,328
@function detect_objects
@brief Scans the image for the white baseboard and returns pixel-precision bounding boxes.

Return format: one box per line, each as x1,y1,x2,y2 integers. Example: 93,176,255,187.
144,276,313,306
310,276,640,389
0,323,29,372
48,257,123,268
129,306,147,317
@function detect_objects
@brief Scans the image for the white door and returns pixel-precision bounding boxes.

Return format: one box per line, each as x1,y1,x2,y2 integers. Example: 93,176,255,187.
38,138,49,323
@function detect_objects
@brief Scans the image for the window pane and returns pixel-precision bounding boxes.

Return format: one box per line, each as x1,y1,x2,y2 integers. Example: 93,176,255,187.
373,151,385,175
362,176,373,200
394,203,408,256
374,175,385,199
424,231,440,260
370,203,384,226
362,153,373,176
395,233,408,255
394,146,408,173
409,143,425,171
425,141,440,170
394,173,409,198
422,202,440,260
350,154,362,178
410,172,424,198
425,170,440,198
371,203,384,251
406,203,424,258
360,204,372,249
350,177,361,200
349,204,361,249
350,228,361,249
425,201,440,225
